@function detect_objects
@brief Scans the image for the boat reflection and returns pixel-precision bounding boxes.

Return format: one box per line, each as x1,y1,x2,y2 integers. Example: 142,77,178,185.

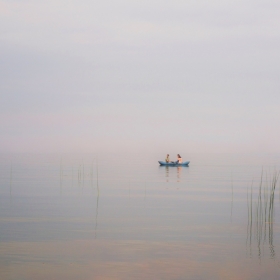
161,165,187,183
177,166,182,182
165,166,169,182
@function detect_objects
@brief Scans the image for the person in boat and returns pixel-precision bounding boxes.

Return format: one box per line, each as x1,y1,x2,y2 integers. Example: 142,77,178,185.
176,154,182,164
165,154,170,163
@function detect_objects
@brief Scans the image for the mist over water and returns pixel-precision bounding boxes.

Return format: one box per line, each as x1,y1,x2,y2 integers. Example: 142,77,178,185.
1,153,280,279
2,1,280,278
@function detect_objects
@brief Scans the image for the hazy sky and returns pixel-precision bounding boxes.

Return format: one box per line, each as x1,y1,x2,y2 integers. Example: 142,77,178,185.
1,0,280,154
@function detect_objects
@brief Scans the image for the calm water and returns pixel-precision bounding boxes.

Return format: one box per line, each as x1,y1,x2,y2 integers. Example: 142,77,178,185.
1,153,280,279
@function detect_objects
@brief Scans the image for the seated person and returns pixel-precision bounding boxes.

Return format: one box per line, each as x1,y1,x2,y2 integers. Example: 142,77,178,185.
176,154,182,164
165,154,170,163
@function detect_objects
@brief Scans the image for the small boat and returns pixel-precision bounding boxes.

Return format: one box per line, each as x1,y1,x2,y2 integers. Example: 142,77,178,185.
158,161,190,166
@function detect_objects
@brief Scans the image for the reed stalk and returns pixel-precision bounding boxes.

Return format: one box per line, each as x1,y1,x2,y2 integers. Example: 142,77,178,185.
247,169,280,259
10,164,13,203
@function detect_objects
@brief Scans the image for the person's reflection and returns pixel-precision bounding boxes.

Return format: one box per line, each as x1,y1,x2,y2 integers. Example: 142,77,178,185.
165,166,169,182
177,166,182,182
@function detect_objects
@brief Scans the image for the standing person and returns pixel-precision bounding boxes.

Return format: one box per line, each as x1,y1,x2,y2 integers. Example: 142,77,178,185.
176,154,182,164
165,154,170,163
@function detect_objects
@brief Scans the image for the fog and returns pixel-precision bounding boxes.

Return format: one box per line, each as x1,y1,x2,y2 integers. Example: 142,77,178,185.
1,0,280,153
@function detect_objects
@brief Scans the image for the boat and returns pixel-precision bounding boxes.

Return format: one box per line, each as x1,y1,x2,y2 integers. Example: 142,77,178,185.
158,161,190,166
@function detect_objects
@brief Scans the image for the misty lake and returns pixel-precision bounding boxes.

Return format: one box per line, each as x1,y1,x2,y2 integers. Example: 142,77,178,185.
1,153,280,280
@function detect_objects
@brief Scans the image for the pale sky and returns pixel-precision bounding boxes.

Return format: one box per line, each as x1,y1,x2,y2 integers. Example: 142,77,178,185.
1,0,280,154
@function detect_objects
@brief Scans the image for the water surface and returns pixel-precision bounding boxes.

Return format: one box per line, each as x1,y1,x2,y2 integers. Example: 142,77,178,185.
1,153,280,279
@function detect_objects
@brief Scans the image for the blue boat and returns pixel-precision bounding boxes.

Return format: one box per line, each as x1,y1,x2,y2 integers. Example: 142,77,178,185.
158,161,190,166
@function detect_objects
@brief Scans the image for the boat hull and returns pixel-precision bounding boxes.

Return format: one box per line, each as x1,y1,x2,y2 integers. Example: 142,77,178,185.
158,161,190,166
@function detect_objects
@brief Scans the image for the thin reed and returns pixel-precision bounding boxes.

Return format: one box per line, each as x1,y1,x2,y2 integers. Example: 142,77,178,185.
247,169,280,258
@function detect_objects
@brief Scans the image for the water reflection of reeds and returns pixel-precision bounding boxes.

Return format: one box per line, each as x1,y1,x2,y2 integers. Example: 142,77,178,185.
247,169,280,259
59,158,98,189
59,157,100,238
10,164,13,203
